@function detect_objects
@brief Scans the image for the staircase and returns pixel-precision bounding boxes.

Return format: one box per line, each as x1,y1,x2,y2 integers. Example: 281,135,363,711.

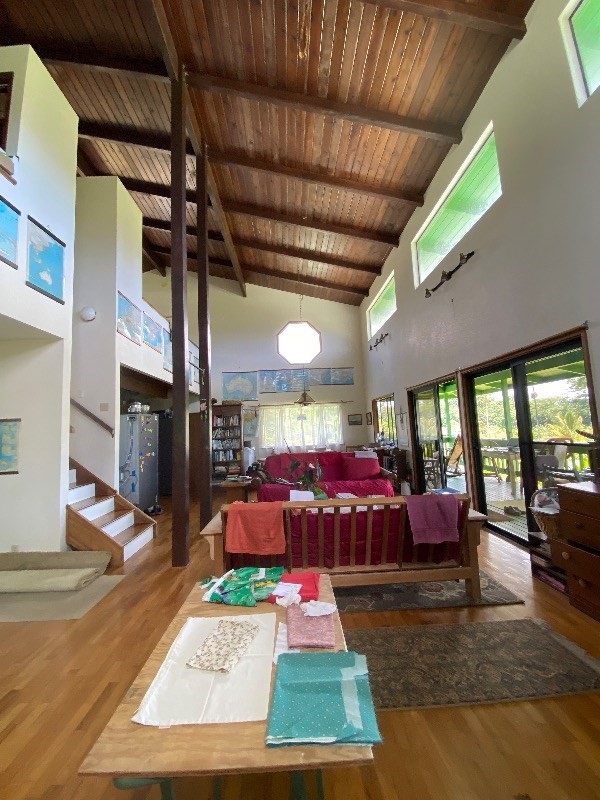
66,458,156,566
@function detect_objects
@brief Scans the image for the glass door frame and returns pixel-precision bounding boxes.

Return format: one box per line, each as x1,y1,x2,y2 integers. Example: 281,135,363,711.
408,372,457,495
460,327,599,543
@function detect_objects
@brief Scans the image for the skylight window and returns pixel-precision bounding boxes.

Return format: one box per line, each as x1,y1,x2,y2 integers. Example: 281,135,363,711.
368,275,396,338
413,130,502,285
561,0,600,105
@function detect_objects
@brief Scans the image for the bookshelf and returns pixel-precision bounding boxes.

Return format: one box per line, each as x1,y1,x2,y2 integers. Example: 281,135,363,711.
212,402,243,478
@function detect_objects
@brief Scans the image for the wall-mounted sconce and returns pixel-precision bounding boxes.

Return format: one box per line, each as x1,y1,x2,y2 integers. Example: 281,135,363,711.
79,306,96,322
424,251,475,298
369,331,389,351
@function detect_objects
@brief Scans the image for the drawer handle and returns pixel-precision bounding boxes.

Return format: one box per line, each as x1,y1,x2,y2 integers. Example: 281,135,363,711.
578,578,587,588
561,551,570,560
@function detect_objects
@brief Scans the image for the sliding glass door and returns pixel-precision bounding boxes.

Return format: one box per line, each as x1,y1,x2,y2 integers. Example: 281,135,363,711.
411,378,462,493
467,340,595,543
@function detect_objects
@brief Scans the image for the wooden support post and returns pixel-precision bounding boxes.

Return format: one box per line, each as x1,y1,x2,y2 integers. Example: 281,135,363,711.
170,68,190,566
196,144,213,529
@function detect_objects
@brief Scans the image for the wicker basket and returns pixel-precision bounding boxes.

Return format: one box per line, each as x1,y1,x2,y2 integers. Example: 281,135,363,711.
530,489,562,540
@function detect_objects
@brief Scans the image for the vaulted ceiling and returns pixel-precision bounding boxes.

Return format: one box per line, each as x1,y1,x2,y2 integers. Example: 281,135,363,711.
0,0,533,305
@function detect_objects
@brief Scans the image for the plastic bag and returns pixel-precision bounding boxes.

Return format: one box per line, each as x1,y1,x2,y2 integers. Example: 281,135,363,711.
200,567,284,606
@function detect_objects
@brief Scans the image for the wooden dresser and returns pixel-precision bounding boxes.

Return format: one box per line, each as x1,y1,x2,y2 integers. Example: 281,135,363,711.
553,482,600,620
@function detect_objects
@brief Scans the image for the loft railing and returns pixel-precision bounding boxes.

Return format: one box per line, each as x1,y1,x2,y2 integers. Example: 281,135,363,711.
70,398,115,438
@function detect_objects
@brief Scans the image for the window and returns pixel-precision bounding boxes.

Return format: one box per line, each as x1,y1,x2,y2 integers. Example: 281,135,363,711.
258,403,343,451
368,276,396,338
373,394,397,445
0,73,13,153
562,0,600,104
414,130,502,284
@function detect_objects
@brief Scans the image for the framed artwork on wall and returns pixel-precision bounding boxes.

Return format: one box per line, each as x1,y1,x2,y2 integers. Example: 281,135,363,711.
348,414,363,426
163,328,173,372
366,412,373,426
143,313,163,353
0,418,20,475
0,195,19,269
26,216,66,304
117,292,142,345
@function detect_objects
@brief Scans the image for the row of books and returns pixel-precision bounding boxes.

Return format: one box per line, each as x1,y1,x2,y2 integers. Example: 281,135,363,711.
212,439,241,450
213,427,241,438
212,450,241,462
213,415,240,427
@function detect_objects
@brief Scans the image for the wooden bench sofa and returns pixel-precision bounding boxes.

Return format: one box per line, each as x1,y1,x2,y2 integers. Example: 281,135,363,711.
201,495,486,600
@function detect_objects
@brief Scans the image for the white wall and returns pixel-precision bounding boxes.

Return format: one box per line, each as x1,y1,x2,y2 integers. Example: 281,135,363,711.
143,274,370,448
0,337,69,551
0,46,78,552
0,46,77,340
361,0,600,430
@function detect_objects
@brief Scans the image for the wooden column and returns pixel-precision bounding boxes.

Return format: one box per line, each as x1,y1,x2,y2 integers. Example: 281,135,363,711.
196,144,213,527
170,68,190,566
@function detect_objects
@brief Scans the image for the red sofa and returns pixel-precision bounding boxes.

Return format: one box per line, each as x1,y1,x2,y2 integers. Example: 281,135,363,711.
255,450,395,501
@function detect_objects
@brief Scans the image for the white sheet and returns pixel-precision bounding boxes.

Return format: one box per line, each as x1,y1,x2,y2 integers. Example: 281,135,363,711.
132,613,276,727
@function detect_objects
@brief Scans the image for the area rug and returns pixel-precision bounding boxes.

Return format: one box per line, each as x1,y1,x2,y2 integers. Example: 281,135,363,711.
345,619,600,709
0,575,125,622
334,571,523,612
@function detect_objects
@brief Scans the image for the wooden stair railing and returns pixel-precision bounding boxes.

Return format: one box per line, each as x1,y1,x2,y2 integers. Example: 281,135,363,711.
70,398,115,437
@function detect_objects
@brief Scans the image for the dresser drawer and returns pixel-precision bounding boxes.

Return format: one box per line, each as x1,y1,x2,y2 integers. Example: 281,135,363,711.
568,574,600,621
551,540,600,583
560,510,600,550
558,482,600,516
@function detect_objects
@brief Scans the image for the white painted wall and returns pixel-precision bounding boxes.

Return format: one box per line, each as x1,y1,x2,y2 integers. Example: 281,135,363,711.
0,46,77,552
143,274,369,448
0,337,70,551
361,0,600,432
0,46,77,340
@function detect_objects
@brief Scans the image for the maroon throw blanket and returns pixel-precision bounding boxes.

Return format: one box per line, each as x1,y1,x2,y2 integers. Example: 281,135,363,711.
405,495,459,545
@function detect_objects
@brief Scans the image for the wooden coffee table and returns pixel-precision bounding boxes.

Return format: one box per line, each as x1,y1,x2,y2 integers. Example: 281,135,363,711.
219,479,253,503
79,575,373,797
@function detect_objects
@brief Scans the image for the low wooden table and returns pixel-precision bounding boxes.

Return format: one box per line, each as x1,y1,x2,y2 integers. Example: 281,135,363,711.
218,479,253,503
79,574,373,797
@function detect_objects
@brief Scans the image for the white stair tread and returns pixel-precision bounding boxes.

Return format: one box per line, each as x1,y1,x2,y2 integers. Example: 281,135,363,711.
79,496,116,520
101,511,136,537
67,483,96,503
69,493,116,512
121,525,154,561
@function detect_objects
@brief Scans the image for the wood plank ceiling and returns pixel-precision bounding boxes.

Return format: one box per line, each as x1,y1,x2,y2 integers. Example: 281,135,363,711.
0,0,533,305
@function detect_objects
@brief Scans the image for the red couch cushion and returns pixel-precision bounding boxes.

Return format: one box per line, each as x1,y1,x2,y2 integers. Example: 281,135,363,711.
263,451,344,481
314,451,343,480
342,455,381,480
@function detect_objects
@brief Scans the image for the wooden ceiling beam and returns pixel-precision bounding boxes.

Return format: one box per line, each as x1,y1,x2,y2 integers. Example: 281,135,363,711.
231,238,382,276
143,217,223,240
363,0,526,39
143,0,246,297
32,43,169,81
151,245,225,258
78,121,195,156
223,202,400,247
121,177,198,204
187,74,461,144
209,150,424,206
243,265,370,297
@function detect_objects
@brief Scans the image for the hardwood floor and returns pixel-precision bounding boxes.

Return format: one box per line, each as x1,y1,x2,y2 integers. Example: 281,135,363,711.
1,497,599,800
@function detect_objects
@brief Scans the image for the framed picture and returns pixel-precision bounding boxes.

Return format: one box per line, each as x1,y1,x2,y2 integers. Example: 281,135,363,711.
117,292,142,345
163,328,173,372
223,371,258,401
0,418,20,474
0,195,19,269
26,216,66,304
366,412,373,426
143,312,163,353
348,414,363,426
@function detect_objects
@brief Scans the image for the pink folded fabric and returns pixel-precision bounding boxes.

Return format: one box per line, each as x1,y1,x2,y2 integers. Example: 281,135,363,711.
286,604,335,649
405,494,459,545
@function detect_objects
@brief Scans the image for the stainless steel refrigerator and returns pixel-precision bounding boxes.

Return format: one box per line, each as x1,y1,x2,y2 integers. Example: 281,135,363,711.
119,414,159,511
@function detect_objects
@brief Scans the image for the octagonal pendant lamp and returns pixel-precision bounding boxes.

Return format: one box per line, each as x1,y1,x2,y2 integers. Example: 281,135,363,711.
277,320,322,365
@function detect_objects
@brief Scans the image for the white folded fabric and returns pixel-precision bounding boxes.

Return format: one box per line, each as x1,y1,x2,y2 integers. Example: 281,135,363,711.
132,613,276,727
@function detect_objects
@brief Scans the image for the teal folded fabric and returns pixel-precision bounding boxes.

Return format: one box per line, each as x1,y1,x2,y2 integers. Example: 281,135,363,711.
266,651,382,746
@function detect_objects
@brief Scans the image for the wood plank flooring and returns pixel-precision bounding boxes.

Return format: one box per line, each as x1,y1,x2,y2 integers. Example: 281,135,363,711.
1,495,599,800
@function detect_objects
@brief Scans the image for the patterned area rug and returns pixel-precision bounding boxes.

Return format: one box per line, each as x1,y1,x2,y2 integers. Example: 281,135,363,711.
334,572,523,612
345,619,600,709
